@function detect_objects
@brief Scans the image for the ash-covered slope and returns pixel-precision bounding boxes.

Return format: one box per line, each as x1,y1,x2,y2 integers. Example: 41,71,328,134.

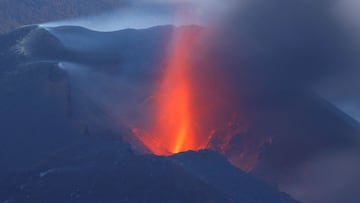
0,24,173,71
168,150,296,203
0,25,298,203
0,24,170,175
1,137,230,203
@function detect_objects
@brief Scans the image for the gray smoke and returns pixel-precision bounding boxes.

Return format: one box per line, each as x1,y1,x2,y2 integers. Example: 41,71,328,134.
210,1,360,202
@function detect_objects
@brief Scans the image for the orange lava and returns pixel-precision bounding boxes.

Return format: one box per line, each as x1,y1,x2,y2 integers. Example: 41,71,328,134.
145,27,204,155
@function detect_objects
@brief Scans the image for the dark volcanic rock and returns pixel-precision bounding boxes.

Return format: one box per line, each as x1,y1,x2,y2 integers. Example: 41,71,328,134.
1,137,230,203
169,150,298,203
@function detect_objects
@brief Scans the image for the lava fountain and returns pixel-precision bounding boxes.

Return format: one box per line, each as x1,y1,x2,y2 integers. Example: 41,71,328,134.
155,27,197,154
134,26,205,155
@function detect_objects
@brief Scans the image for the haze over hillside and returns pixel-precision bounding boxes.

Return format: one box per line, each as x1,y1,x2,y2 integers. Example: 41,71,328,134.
0,0,125,33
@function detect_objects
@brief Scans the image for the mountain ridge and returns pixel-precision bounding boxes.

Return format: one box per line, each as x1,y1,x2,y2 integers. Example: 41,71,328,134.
0,0,126,33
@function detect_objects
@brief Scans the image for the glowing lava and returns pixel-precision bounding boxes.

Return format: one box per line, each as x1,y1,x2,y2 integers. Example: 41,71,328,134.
145,27,204,155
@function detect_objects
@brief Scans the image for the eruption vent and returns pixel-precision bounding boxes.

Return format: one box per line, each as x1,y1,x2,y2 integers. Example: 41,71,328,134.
130,25,268,172
131,4,268,172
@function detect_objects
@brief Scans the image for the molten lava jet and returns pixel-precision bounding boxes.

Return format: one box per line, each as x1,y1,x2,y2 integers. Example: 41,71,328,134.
135,27,205,155
157,28,206,154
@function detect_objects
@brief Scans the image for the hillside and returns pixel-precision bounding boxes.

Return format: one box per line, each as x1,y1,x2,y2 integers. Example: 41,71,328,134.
0,25,298,203
0,0,124,33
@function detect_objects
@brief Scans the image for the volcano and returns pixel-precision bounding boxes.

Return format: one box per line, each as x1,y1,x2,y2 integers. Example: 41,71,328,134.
0,25,300,203
1,21,360,202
